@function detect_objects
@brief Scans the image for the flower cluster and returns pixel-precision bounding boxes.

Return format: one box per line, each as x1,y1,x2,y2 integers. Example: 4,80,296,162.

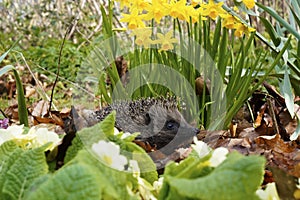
0,125,61,150
118,0,256,40
131,28,178,51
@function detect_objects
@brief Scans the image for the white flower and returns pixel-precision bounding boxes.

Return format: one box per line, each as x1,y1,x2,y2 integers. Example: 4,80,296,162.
153,177,164,192
0,125,35,148
121,132,131,139
256,182,280,200
128,160,140,177
0,125,61,150
92,140,128,170
113,127,120,135
191,137,211,158
209,147,229,167
30,127,61,151
191,137,228,167
0,124,25,144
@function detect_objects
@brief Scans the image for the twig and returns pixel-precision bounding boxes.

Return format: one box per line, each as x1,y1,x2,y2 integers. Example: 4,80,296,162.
48,21,73,113
0,109,8,118
267,98,280,134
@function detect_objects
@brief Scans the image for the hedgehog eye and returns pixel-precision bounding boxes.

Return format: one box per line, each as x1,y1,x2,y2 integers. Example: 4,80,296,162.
145,113,151,125
165,120,179,130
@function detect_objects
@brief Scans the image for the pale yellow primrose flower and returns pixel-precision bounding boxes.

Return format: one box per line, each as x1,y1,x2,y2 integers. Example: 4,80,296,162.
92,140,128,170
192,137,228,167
0,125,25,145
153,177,164,192
128,159,157,200
0,125,35,148
191,137,210,158
209,147,228,167
256,182,280,200
0,125,61,150
29,127,61,151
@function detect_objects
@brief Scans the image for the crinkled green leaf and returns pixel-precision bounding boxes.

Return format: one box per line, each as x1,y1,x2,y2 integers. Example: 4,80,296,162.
0,140,19,161
64,111,116,163
64,134,84,164
162,152,265,200
69,149,140,199
24,163,103,200
1,144,50,200
0,143,24,199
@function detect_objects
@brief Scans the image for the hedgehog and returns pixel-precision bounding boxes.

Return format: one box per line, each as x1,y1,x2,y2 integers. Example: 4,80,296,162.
78,97,198,154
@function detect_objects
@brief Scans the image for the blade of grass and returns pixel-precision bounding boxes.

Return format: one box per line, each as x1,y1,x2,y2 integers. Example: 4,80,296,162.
0,65,28,126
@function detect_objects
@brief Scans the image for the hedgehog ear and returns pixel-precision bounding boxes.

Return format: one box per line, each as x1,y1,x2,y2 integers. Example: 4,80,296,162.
145,113,151,125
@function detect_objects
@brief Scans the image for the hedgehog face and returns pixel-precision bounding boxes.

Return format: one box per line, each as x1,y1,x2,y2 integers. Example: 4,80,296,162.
134,105,198,152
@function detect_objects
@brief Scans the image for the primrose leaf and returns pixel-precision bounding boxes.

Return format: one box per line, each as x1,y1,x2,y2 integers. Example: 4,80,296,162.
1,145,49,200
69,149,140,199
0,140,19,161
164,152,265,200
24,163,104,200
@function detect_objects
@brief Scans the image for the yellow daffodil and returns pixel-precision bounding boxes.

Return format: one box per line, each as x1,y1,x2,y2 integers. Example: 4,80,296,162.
153,30,178,51
130,0,150,12
120,8,146,29
117,0,131,9
200,0,226,20
234,22,255,37
187,5,203,23
144,0,169,23
242,0,255,9
131,28,153,48
220,13,237,29
169,0,189,21
191,0,203,7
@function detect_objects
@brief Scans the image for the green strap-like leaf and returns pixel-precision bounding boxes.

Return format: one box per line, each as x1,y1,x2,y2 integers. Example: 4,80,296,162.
257,3,300,40
280,65,295,119
0,66,28,126
259,17,281,47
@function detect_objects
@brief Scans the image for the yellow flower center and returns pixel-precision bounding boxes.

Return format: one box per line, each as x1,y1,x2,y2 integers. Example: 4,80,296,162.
103,155,113,165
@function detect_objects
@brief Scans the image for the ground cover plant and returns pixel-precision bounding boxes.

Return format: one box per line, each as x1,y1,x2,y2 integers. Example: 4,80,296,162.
0,0,300,199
